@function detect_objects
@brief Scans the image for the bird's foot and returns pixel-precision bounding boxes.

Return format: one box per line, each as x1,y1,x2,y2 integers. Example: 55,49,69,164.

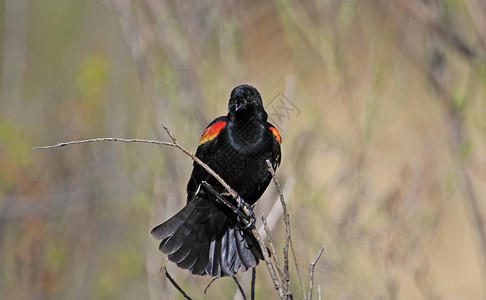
240,212,256,229
236,197,256,229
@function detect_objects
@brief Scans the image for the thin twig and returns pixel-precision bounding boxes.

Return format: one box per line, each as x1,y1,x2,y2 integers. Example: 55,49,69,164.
258,175,296,235
161,123,239,199
33,138,175,149
266,160,293,298
33,124,240,203
307,247,324,300
252,224,285,299
154,265,164,282
164,267,192,300
262,214,285,281
232,276,247,300
259,176,305,297
290,237,305,299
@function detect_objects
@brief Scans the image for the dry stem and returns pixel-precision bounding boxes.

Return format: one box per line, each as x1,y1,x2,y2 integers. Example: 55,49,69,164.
266,160,297,299
307,247,324,300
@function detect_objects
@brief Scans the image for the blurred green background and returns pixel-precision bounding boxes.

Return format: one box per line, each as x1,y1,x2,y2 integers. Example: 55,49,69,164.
1,0,486,299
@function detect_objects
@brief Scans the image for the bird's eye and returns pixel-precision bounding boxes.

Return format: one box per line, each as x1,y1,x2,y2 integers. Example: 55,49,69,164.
246,95,251,100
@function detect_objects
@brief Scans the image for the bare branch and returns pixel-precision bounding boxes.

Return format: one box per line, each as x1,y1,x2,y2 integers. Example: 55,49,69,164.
251,224,285,299
33,124,240,202
266,160,294,299
258,176,296,232
33,137,175,149
258,176,305,297
291,237,305,299
307,247,324,300
161,123,239,200
161,123,180,144
262,214,285,281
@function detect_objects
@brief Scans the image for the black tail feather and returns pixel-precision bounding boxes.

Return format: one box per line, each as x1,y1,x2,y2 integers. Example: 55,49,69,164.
236,228,257,269
151,195,263,276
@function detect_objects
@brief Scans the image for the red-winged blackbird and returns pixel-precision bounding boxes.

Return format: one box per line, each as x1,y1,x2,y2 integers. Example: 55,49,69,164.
151,85,282,277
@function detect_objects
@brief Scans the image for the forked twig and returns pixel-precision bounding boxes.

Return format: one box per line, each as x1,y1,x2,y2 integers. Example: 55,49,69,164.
307,247,324,300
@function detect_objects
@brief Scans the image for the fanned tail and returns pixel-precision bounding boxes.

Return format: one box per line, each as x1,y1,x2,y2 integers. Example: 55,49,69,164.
151,194,263,276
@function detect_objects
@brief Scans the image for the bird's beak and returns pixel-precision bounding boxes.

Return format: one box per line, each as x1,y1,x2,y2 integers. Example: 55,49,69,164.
235,98,246,111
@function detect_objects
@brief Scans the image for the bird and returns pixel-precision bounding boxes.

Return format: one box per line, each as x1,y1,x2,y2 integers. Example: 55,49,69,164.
151,84,282,277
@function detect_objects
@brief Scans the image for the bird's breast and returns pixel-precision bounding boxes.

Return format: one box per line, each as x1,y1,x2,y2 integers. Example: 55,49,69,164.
223,121,272,156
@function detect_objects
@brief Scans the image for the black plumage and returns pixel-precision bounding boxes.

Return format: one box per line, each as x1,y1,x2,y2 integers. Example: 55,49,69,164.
151,85,282,276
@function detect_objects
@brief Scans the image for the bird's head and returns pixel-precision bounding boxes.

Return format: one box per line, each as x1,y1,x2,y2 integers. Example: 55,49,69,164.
228,85,266,121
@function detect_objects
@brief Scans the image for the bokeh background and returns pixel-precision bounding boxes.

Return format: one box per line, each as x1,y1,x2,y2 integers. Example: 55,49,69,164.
1,0,486,299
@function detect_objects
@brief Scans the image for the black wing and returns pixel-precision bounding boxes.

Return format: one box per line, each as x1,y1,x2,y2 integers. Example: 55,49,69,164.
186,116,228,203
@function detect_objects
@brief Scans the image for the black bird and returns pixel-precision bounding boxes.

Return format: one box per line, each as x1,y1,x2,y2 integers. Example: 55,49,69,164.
151,85,282,277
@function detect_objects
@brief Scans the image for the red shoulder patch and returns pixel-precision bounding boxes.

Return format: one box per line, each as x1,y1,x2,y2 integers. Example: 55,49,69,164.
269,127,282,144
199,121,226,145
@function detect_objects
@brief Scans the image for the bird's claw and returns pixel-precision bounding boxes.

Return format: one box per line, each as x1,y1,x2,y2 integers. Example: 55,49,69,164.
236,200,256,229
241,213,256,229
236,195,243,209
